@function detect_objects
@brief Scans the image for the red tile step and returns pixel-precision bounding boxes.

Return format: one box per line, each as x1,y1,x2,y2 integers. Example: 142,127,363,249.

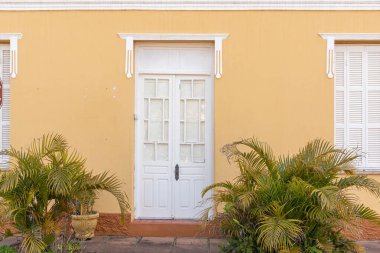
128,219,214,237
95,213,221,238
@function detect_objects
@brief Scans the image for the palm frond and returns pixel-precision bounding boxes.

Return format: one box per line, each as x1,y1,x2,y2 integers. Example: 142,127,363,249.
85,171,129,217
352,204,380,223
20,231,47,253
337,175,380,197
29,133,67,158
222,137,276,176
258,215,302,251
201,181,234,197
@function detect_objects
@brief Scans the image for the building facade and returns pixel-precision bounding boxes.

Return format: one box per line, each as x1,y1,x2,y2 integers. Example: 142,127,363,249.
0,1,380,228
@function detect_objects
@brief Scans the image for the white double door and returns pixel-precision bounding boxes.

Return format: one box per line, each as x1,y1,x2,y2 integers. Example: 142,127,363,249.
136,74,213,219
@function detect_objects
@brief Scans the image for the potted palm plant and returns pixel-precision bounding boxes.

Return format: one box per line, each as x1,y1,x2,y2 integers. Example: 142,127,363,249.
70,170,129,239
0,134,129,252
0,134,83,252
70,189,98,239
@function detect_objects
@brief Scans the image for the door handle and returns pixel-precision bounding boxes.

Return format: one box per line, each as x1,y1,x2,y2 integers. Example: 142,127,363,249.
175,164,179,181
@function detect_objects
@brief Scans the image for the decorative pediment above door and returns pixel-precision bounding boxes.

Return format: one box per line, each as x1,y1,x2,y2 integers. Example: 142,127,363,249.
118,33,229,79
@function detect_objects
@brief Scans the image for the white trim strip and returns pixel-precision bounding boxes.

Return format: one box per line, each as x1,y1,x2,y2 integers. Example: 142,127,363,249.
320,33,380,41
119,33,229,41
2,1,380,11
118,33,229,79
320,33,380,79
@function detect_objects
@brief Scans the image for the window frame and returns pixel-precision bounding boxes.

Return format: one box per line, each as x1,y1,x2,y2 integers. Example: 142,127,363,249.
334,44,380,174
0,44,11,170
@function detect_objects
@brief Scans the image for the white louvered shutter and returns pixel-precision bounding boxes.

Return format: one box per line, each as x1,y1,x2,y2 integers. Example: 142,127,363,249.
335,45,380,169
334,48,346,150
366,46,380,167
347,47,365,167
335,46,365,167
0,45,10,169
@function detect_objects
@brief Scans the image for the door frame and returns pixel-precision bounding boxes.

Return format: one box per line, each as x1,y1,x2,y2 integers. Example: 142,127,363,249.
133,43,214,219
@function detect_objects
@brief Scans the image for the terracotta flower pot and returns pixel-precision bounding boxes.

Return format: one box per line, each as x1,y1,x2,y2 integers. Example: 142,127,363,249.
71,212,99,239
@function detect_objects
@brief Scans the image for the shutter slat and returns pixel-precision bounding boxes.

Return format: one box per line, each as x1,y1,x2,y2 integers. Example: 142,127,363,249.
348,91,363,124
349,128,363,166
2,88,10,122
368,128,380,165
0,47,10,169
335,51,345,87
335,90,344,124
348,51,363,87
335,128,345,149
2,49,10,84
368,90,380,123
368,51,380,86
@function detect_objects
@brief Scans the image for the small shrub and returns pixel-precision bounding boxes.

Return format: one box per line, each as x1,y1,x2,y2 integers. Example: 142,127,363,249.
67,241,81,253
203,137,380,252
0,246,16,253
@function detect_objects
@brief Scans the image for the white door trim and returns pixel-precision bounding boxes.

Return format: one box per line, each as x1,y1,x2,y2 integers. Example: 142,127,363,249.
134,44,214,219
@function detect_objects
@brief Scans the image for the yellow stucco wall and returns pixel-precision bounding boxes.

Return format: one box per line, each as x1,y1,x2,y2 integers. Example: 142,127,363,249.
0,10,380,214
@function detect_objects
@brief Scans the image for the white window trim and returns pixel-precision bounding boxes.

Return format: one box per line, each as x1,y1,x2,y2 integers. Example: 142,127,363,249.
320,33,380,79
1,0,380,11
118,33,229,79
0,33,22,79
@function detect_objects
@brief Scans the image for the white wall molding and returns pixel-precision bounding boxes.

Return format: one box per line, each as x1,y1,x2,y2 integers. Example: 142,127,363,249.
320,33,380,79
118,33,229,79
2,0,380,11
0,33,22,79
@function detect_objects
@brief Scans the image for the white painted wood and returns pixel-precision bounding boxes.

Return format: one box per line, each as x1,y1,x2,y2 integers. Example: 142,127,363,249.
334,49,345,150
365,46,380,168
119,34,229,41
321,34,380,79
136,75,173,218
0,45,11,169
2,0,380,11
335,45,380,171
173,75,213,219
0,34,22,78
0,34,22,40
135,44,213,219
124,37,134,78
119,34,228,79
0,34,22,79
321,34,380,41
347,47,365,167
140,47,212,75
